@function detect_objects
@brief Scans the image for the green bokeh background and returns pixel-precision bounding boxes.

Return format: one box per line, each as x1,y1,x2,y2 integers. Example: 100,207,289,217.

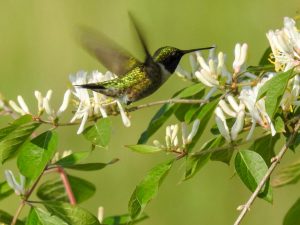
0,1,300,224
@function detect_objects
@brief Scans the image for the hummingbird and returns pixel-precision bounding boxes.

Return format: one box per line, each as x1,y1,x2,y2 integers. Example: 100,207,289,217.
76,14,213,105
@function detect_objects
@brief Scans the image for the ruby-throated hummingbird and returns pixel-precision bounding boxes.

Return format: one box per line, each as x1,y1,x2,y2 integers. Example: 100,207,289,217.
76,14,213,105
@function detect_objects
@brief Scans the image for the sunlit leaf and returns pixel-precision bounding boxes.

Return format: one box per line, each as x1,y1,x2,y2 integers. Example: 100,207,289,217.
272,160,300,187
257,69,293,119
103,213,148,225
0,115,40,163
184,135,224,180
83,118,111,147
274,116,285,133
129,160,174,219
174,89,204,122
37,175,96,203
26,207,67,225
0,209,24,225
17,131,58,182
44,202,101,225
138,83,205,144
283,198,300,225
235,150,272,203
126,145,162,154
188,97,220,151
55,151,90,167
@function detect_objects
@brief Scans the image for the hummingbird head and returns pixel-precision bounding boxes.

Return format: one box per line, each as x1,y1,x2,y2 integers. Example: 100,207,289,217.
153,46,214,74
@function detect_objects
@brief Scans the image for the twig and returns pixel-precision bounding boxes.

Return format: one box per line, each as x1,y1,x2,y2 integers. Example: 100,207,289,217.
127,98,208,112
233,120,300,225
34,98,209,126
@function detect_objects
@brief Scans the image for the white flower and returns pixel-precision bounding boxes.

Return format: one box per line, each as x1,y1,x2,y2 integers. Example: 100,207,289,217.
97,206,104,223
266,17,300,72
239,74,276,139
4,170,26,196
215,106,231,142
233,43,248,74
214,94,246,142
182,119,200,145
154,121,200,150
70,70,130,134
9,95,30,115
281,75,300,111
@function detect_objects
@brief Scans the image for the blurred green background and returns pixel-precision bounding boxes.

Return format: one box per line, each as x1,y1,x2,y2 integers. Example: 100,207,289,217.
0,0,300,224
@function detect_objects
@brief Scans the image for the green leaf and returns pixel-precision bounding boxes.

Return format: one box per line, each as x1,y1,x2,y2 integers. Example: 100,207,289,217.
103,213,148,225
44,202,101,225
184,135,224,180
138,83,204,144
17,131,58,182
83,118,111,147
129,160,174,219
138,103,176,144
0,181,14,200
283,198,300,225
259,47,273,66
63,161,117,171
249,134,279,166
274,116,285,133
257,70,293,119
37,175,96,204
210,136,233,164
272,160,300,187
26,207,67,225
0,210,24,225
55,151,91,167
188,97,220,151
175,83,204,98
126,145,162,154
235,150,272,202
0,116,40,163
174,89,205,122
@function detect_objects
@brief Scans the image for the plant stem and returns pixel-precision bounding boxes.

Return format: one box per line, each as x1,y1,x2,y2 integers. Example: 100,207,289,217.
34,98,208,126
233,120,300,225
10,201,25,225
57,166,76,205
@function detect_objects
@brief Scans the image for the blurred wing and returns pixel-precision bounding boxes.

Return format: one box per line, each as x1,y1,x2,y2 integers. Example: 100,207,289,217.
77,26,141,76
128,12,151,58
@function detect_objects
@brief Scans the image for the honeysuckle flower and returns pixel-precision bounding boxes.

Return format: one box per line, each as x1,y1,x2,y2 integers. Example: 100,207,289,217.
9,95,30,115
176,43,251,89
215,106,231,142
70,70,130,134
4,170,26,196
281,75,299,111
97,206,104,223
214,95,246,142
165,124,179,148
239,74,276,139
181,119,200,145
154,121,200,150
232,43,248,74
267,17,300,72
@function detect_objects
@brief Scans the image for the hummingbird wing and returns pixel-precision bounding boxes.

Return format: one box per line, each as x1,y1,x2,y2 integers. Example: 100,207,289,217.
77,26,141,76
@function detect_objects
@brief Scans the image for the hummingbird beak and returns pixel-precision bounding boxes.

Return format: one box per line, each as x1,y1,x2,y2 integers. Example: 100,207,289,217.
181,46,214,54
